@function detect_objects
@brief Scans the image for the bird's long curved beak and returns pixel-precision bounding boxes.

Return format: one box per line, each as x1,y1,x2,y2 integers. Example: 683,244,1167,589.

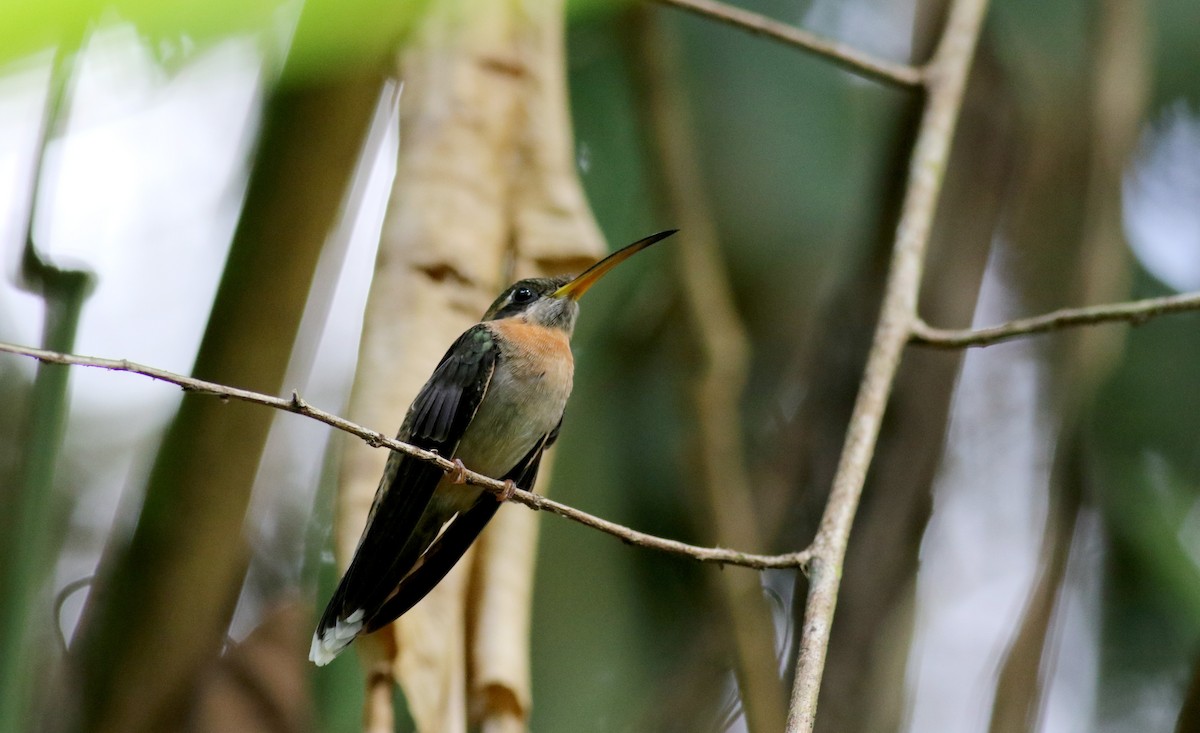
553,229,677,301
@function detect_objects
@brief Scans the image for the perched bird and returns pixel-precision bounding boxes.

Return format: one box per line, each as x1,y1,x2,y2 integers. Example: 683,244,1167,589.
310,230,676,665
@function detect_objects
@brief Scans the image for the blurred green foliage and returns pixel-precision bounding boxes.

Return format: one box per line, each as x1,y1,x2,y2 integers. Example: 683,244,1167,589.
0,0,280,67
1092,269,1200,721
0,0,420,82
0,269,92,733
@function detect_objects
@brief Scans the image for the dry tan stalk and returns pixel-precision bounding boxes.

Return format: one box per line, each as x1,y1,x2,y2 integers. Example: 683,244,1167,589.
469,467,551,728
336,0,602,730
469,0,603,725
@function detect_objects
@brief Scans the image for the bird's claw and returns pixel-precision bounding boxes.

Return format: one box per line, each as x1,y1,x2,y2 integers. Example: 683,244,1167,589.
496,480,517,503
451,459,469,485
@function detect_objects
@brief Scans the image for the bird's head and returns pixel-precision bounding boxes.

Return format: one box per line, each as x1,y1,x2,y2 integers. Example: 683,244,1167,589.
482,230,676,333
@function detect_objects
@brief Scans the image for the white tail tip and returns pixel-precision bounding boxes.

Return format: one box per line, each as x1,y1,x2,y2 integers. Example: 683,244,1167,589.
309,610,364,666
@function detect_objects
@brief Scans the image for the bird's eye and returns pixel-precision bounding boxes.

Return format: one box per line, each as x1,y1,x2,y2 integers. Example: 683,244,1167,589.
511,286,536,304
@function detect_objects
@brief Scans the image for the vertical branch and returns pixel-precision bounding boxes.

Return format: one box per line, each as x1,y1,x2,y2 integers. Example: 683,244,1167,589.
986,442,1083,733
340,4,522,725
632,9,786,732
472,0,606,730
815,47,1012,733
988,0,1148,728
336,1,603,730
68,64,383,733
784,0,991,730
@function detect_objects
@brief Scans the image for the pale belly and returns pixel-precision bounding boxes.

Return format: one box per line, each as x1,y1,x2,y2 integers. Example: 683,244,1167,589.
433,356,572,514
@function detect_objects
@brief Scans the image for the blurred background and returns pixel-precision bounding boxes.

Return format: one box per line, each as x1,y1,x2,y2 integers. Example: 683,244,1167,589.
1,0,1199,731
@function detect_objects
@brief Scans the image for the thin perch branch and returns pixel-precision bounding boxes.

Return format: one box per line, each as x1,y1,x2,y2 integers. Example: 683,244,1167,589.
0,341,811,572
911,290,1200,348
653,0,924,88
783,0,991,730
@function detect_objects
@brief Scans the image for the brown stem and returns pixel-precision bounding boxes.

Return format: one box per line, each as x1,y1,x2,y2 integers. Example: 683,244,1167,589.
633,8,787,730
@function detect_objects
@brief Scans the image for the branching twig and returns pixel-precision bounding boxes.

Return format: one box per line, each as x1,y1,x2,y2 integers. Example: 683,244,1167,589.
911,290,1200,348
0,341,812,572
653,0,924,88
783,0,990,730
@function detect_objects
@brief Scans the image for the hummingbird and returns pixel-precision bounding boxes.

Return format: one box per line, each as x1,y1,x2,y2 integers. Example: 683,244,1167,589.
310,230,676,665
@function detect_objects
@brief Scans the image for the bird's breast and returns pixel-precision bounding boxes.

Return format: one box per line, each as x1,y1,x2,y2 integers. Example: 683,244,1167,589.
452,320,574,482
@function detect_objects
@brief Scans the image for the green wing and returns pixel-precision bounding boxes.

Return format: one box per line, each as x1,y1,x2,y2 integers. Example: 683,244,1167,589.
314,324,498,643
364,420,562,632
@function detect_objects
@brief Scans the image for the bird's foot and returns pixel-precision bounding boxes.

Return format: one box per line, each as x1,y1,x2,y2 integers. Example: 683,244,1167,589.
496,480,517,503
450,459,469,485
